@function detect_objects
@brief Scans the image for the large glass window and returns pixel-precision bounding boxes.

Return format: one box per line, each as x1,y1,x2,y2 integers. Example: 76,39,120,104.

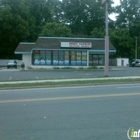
32,50,87,66
98,55,104,65
82,51,87,66
33,50,40,65
93,55,99,65
53,50,58,65
59,51,64,65
76,51,82,65
71,51,76,65
46,50,51,65
40,50,46,65
64,51,69,65
90,54,104,66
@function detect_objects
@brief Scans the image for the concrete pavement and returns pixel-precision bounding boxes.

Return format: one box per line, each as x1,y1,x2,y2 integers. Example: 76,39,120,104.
1,84,140,140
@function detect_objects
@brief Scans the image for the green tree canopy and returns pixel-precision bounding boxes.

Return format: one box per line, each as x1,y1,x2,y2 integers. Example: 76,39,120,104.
60,0,114,36
115,0,140,30
25,0,62,34
0,0,140,60
0,0,36,58
91,27,105,38
40,22,72,37
110,28,134,59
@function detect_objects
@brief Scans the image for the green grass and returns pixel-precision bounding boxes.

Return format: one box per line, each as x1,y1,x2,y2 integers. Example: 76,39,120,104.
0,78,140,89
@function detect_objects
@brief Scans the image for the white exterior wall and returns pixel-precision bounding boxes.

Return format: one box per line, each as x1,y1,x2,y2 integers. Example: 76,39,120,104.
117,58,129,66
22,54,31,68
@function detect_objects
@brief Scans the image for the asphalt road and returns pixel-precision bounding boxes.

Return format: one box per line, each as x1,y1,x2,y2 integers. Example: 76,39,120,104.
0,66,140,81
0,84,140,140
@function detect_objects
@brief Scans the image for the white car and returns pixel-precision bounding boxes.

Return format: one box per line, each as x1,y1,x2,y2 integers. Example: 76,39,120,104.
135,60,140,67
7,60,17,69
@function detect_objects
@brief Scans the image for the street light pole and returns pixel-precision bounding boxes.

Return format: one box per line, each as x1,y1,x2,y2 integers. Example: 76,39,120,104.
103,0,109,76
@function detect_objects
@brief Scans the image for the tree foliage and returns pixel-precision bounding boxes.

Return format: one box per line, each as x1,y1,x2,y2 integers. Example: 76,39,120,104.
0,0,139,59
115,0,140,30
40,22,72,37
110,29,134,59
114,0,140,59
0,0,36,58
91,27,105,38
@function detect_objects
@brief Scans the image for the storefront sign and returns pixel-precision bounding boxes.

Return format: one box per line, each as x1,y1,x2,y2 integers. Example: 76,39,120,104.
61,42,92,48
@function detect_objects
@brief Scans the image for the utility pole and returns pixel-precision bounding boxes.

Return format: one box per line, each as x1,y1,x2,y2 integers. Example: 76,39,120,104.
102,0,109,77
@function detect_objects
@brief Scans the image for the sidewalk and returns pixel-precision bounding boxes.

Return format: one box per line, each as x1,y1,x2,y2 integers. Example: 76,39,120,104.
0,76,140,85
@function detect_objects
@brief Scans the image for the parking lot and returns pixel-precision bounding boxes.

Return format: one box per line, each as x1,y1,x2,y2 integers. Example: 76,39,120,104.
0,66,140,81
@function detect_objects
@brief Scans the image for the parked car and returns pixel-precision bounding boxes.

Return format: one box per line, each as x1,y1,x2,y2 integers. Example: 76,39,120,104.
130,59,140,67
7,60,17,69
131,61,136,67
135,60,140,67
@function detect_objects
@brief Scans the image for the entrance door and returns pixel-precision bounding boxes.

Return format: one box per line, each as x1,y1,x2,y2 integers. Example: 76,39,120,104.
121,59,124,66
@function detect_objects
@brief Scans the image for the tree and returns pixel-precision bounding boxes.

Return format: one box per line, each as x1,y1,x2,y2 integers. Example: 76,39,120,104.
25,0,62,34
40,22,72,37
0,0,36,58
114,0,140,59
110,28,134,60
60,0,114,36
91,27,105,38
115,0,140,30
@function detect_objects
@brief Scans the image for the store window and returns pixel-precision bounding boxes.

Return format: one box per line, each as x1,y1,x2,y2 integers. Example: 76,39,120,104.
76,51,82,65
93,55,99,65
82,51,87,66
53,50,58,65
98,55,104,65
71,51,76,65
59,51,64,65
32,50,87,66
33,50,41,65
40,50,46,65
46,50,51,65
64,51,69,65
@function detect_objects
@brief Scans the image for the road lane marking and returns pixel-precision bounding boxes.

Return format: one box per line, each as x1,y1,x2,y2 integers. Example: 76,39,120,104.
0,92,140,104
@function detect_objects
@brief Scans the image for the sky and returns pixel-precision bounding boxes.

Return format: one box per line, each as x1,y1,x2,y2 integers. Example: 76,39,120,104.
109,0,120,20
112,0,120,6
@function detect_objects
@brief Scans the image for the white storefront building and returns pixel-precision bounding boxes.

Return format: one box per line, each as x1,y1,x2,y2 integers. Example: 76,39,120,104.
15,37,116,68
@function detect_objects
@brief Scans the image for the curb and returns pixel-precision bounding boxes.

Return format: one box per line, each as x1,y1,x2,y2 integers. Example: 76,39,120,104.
0,81,140,90
0,76,140,85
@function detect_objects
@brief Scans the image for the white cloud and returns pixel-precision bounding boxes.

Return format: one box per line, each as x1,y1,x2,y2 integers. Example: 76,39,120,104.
109,0,120,21
112,0,120,7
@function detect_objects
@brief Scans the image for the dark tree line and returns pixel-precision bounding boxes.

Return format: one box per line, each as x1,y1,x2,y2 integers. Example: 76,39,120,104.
0,0,140,60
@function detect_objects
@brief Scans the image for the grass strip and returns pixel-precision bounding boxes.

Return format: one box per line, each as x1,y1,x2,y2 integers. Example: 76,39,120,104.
0,78,140,89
